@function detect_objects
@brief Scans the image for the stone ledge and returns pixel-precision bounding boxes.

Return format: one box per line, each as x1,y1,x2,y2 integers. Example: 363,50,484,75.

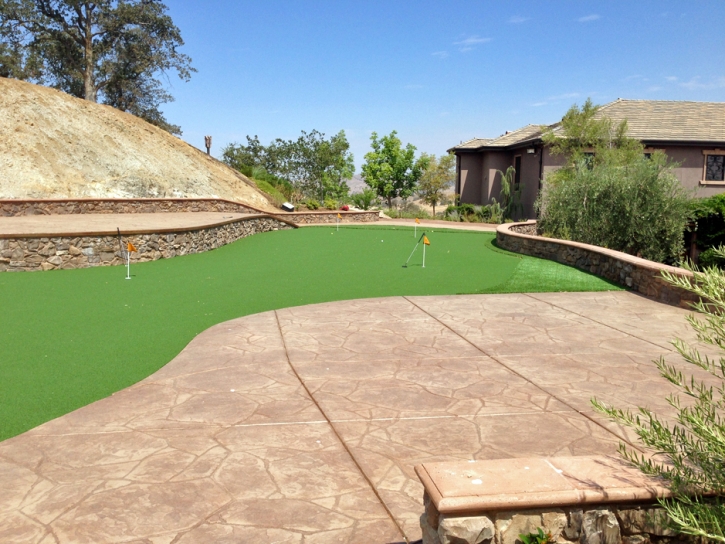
0,197,266,216
416,456,687,544
497,221,697,308
416,457,670,516
0,216,295,271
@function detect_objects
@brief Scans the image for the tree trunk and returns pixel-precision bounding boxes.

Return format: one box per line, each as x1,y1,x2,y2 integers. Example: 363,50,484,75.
432,203,436,217
387,195,392,209
82,4,96,101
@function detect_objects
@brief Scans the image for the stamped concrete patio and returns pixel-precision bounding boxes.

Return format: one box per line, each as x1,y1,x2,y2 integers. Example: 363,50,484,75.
0,291,707,543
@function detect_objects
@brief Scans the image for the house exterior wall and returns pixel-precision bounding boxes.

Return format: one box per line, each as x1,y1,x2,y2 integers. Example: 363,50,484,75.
649,145,724,198
455,144,725,218
482,151,511,204
458,153,483,203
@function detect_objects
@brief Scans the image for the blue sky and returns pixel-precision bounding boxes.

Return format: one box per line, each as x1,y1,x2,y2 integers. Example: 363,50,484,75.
162,0,725,169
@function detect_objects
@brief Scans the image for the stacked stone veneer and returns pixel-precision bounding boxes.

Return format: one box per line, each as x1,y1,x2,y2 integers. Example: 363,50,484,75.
0,198,380,224
0,216,292,271
283,210,380,224
0,197,261,216
422,495,685,544
497,221,697,308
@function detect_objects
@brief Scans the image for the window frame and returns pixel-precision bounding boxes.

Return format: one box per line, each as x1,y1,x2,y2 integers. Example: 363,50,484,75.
702,149,725,185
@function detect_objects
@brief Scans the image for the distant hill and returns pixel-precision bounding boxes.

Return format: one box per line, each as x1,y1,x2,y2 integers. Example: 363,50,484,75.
0,78,273,209
347,174,367,193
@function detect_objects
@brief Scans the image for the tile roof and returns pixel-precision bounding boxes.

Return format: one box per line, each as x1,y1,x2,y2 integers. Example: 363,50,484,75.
451,99,725,152
590,99,725,142
451,137,493,150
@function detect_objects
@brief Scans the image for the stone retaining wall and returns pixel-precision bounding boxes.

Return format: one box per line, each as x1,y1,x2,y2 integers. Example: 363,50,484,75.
281,210,380,224
422,494,683,544
0,216,292,271
0,197,262,216
497,221,697,308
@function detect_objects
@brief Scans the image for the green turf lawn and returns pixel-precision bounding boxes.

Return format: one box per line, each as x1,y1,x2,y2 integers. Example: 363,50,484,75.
0,225,619,440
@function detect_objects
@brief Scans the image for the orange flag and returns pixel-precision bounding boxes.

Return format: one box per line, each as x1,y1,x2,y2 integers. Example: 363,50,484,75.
337,213,342,219
415,218,420,224
423,236,430,246
127,241,137,252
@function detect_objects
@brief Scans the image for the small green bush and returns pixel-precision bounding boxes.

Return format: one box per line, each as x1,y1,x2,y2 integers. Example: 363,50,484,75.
519,528,553,544
690,194,725,268
350,188,379,210
303,199,320,210
538,152,691,263
323,198,338,210
444,202,503,223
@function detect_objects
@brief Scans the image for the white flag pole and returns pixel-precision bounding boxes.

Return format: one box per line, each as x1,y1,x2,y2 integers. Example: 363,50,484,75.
422,242,426,268
414,223,417,238
125,249,131,280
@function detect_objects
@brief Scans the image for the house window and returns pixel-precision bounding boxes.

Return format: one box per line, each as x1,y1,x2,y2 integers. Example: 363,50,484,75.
706,155,725,182
583,152,595,169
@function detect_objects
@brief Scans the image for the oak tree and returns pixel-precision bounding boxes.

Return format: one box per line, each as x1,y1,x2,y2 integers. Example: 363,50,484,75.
361,131,428,209
0,0,194,134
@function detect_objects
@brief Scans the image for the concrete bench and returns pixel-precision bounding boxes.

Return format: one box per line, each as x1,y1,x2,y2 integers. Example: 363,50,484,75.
415,456,682,544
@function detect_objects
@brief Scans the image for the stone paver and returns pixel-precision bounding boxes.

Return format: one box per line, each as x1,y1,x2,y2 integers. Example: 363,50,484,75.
0,212,254,236
0,292,705,543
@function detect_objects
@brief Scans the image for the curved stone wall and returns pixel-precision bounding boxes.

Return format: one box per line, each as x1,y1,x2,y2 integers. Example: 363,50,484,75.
281,210,380,223
497,221,697,307
0,216,293,271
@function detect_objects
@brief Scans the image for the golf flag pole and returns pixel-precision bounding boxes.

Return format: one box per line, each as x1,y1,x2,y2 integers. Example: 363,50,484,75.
422,235,430,268
403,232,427,268
337,212,341,231
125,241,137,280
415,217,419,237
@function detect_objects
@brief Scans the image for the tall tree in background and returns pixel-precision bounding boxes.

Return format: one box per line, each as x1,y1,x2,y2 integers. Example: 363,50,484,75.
542,98,644,174
361,131,428,209
222,130,355,201
0,0,194,135
417,152,454,216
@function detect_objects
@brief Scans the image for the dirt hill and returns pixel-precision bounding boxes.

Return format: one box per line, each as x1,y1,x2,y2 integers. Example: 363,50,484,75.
0,78,273,209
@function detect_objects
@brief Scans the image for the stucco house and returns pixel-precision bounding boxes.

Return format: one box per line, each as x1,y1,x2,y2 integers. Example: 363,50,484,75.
449,99,725,218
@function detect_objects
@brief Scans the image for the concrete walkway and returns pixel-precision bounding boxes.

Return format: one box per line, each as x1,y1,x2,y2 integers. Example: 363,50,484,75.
0,292,707,543
0,212,254,236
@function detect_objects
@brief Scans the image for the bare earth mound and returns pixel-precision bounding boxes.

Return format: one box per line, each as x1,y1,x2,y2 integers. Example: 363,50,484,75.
0,78,272,209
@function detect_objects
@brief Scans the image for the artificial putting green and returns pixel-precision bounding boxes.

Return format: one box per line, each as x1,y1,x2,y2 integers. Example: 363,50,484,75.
0,226,619,441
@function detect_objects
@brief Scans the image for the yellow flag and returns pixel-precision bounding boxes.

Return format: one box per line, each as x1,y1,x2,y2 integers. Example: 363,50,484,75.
337,213,342,219
415,218,420,224
423,236,430,246
127,241,137,252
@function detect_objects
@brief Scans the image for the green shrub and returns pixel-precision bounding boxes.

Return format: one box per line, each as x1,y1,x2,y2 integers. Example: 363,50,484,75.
697,248,725,269
444,202,503,224
538,152,691,263
251,178,286,207
593,251,725,542
690,194,725,267
323,198,338,210
303,198,320,210
236,164,295,201
350,188,379,210
519,528,553,544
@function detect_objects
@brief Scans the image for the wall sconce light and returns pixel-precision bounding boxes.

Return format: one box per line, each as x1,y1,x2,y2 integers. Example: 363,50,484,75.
526,148,536,154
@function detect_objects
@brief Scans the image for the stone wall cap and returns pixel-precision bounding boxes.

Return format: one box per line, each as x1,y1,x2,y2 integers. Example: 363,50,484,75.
415,456,672,515
0,196,268,213
282,210,377,215
0,213,298,239
497,221,692,278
